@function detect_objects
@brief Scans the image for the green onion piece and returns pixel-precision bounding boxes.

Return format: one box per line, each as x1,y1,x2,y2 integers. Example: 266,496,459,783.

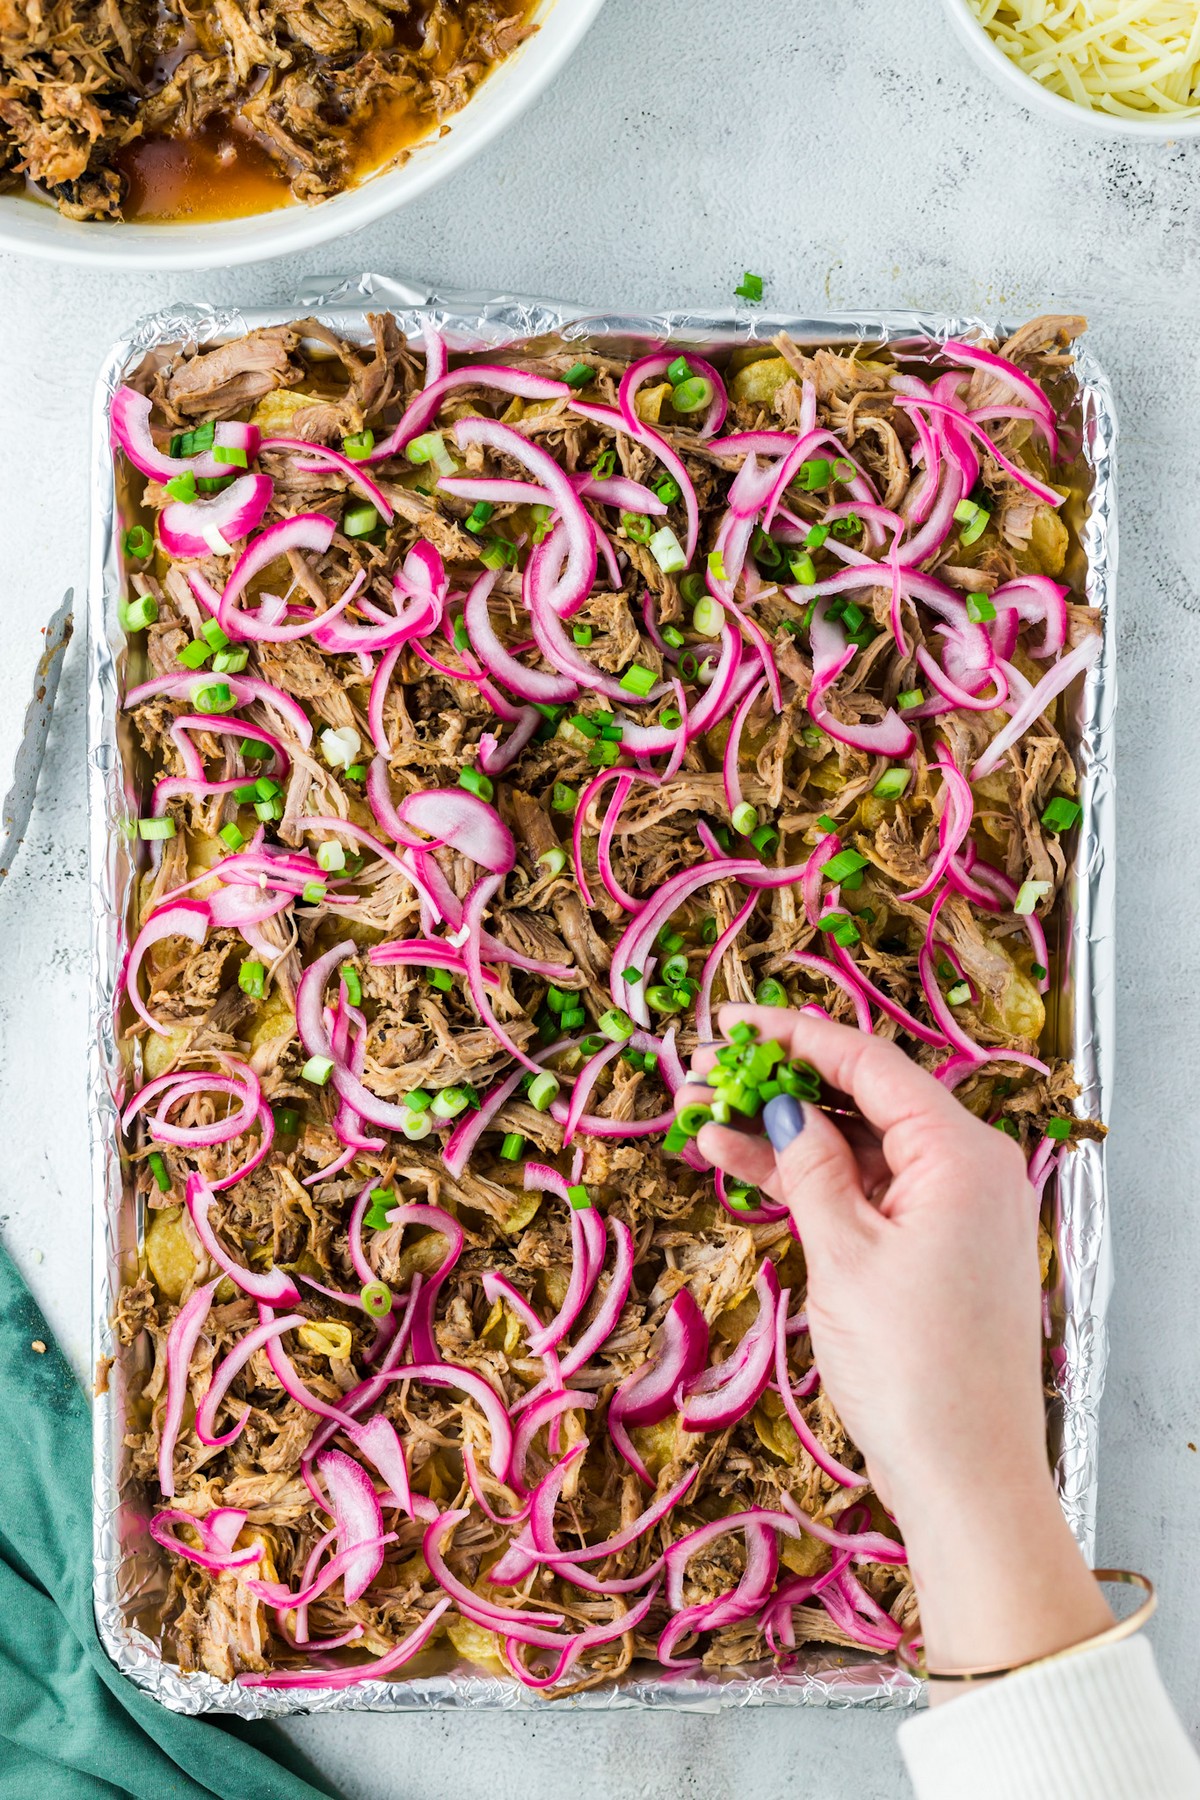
317,840,346,873
253,799,280,823
873,768,910,800
832,458,856,483
676,1103,714,1138
751,526,782,569
428,967,453,992
731,801,758,835
458,766,495,802
194,621,226,654
213,444,248,469
177,640,211,670
678,651,699,680
821,848,868,883
196,475,234,495
252,775,279,801
700,916,718,946
123,525,153,560
1045,1116,1073,1141
567,712,600,739
724,1182,758,1212
841,602,866,634
661,624,686,649
1042,796,1081,833
646,984,684,1013
1014,879,1051,915
402,1090,432,1114
706,550,727,584
563,362,595,388
588,739,620,768
816,911,852,936
661,954,689,986
123,594,158,632
431,1087,471,1120
361,1280,392,1318
693,596,723,637
897,688,925,710
527,1072,560,1111
1031,961,1048,981
993,1117,1018,1138
620,512,653,545
301,1055,334,1086
831,919,860,947
212,648,249,674
345,763,366,781
466,501,495,533
406,431,455,474
233,782,258,803
500,1132,525,1161
598,1008,634,1043
679,573,707,604
655,475,682,505
561,1006,587,1029
342,430,375,461
751,823,779,853
551,782,578,813
797,458,831,491
591,448,616,480
301,880,327,904
572,623,594,646
671,376,713,414
649,525,687,573
666,355,692,385
656,926,685,954
537,847,567,876
755,978,787,1007
567,1182,592,1210
147,1150,171,1193
238,959,265,998
481,536,518,571
219,822,245,851
342,967,362,1006
662,1123,691,1154
947,981,971,1005
238,737,270,761
193,681,235,714
734,270,764,302
165,470,196,504
546,986,568,1015
344,503,380,538
788,551,817,586
805,523,830,550
955,499,991,545
965,591,997,624
273,1106,301,1136
656,708,681,731
138,816,176,841
620,662,657,697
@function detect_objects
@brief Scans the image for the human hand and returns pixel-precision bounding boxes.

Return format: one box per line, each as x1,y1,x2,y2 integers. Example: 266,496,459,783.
680,1006,1112,1675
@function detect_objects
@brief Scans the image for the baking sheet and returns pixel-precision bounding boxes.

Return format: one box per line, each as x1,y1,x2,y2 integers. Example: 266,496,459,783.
89,276,1117,1715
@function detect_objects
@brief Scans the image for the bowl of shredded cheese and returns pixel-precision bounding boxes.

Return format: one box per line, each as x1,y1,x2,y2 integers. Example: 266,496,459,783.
943,0,1200,136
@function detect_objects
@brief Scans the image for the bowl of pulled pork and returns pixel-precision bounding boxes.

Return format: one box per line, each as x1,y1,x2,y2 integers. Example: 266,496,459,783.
0,0,604,268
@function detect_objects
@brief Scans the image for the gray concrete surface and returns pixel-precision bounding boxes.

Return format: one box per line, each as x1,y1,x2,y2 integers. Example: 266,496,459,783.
1,1,1197,1794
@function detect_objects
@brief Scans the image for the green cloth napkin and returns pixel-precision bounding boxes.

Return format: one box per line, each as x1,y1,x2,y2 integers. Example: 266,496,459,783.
0,1238,341,1800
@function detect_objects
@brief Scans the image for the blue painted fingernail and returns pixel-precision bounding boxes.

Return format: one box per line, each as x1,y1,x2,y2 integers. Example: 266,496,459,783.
764,1093,805,1152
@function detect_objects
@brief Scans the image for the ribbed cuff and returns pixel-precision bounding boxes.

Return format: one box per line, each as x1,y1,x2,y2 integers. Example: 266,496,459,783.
899,1636,1200,1800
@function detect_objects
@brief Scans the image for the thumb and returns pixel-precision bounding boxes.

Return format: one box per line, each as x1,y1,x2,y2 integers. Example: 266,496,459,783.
762,1095,869,1258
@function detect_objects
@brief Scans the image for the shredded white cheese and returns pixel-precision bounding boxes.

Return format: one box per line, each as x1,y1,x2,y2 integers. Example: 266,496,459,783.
968,0,1200,116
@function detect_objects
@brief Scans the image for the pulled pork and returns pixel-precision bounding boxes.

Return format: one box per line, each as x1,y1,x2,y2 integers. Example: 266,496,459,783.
113,313,1097,1693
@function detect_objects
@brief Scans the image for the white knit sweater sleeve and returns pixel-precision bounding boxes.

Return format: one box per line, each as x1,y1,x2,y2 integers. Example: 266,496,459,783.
899,1637,1200,1800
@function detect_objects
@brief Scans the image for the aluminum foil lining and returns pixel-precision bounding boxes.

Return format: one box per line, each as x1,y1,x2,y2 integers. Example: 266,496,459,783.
88,275,1117,1717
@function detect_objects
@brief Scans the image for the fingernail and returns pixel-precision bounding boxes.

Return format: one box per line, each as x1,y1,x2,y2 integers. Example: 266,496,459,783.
763,1093,805,1152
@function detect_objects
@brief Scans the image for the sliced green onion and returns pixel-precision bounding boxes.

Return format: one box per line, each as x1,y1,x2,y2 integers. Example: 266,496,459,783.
342,967,362,1006
666,356,692,385
680,573,707,604
897,688,925,710
431,1087,471,1120
344,503,380,538
731,801,758,835
947,981,971,1005
572,623,593,646
751,823,779,853
500,1132,525,1161
219,823,245,851
400,1110,433,1141
212,444,248,469
147,1150,172,1192
123,525,153,561
428,967,453,993
661,954,689,985
821,848,868,883
965,591,997,624
212,648,249,674
402,1090,432,1114
797,458,831,491
676,1103,714,1137
240,737,272,761
734,271,764,302
406,431,456,476
479,536,516,570
342,430,375,461
165,470,196,504
177,640,211,670
527,1072,560,1111
563,362,595,388
459,766,495,802
598,1007,634,1042
701,916,718,945
233,782,259,803
345,763,366,781
672,376,713,414
254,776,280,800
591,448,616,480
657,926,684,953
646,984,684,1013
567,1182,592,1210
273,1106,301,1136
1045,1116,1073,1141
123,594,158,631
1031,962,1048,981
706,550,727,584
301,1055,333,1086
649,525,687,573
724,1182,758,1212
661,624,686,650
620,511,653,544
301,880,327,904
1014,879,1051,915
751,526,782,568
804,523,830,550
788,551,817,585
620,662,657,697
254,798,281,822
561,1006,587,1029
873,768,910,800
551,782,577,813
193,681,235,714
361,1280,392,1317
655,475,682,505
1042,796,1081,833
831,512,863,539
755,978,787,1007
138,816,175,841
238,959,265,998
659,707,682,730
537,847,567,876
466,501,495,534
317,840,346,873
693,596,723,637
955,499,991,545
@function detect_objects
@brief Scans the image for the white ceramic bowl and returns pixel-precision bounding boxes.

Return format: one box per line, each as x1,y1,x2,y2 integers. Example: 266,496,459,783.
942,0,1200,141
0,0,606,269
